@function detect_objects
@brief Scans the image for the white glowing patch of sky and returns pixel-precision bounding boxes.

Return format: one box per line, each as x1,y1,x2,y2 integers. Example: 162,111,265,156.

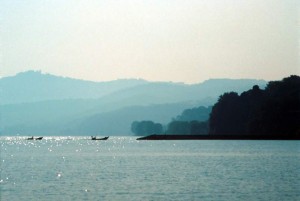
0,0,299,83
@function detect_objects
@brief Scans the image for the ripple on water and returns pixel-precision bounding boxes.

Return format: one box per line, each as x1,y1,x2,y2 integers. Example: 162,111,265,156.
0,137,299,201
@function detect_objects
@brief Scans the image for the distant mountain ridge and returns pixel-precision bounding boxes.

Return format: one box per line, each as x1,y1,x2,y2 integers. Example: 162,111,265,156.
0,71,267,135
0,71,267,105
0,71,148,104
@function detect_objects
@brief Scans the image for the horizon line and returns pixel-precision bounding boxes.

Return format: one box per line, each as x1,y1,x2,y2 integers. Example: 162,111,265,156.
0,70,272,84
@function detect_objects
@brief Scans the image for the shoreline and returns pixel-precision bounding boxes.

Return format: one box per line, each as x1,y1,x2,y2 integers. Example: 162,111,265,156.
136,134,300,140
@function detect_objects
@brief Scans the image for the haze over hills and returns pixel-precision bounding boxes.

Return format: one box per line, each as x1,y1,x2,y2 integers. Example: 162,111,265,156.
0,71,267,135
0,70,148,105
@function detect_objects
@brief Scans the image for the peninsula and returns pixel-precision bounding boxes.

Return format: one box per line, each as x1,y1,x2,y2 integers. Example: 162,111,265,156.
136,134,300,140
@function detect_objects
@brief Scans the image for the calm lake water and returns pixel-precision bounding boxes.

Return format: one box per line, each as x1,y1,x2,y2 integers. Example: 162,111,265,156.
0,136,299,201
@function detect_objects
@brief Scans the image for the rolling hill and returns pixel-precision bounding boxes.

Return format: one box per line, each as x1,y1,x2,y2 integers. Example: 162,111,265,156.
0,71,267,135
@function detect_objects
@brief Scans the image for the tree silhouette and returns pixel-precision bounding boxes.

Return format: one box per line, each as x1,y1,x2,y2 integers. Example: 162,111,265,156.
131,121,163,135
209,75,300,136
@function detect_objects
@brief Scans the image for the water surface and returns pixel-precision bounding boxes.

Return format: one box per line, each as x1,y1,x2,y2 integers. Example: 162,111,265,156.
1,136,299,200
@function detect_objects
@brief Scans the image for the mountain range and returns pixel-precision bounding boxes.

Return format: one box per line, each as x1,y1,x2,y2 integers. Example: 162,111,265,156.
0,71,267,135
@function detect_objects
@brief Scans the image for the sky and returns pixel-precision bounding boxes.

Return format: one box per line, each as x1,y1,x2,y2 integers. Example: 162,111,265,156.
0,0,299,83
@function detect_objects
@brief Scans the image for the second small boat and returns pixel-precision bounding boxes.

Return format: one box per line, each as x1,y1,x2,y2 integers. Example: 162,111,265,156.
91,136,109,140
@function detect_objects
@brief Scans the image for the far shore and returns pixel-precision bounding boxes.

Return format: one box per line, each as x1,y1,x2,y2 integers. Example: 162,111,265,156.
136,134,300,140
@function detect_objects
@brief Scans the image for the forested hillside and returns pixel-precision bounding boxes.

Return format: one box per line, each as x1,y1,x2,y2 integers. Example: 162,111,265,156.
209,75,300,136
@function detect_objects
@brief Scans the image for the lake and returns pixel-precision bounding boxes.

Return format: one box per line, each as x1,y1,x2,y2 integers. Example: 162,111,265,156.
0,136,299,201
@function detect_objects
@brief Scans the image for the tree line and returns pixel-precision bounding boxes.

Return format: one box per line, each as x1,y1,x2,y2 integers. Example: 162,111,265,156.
131,75,300,137
131,106,211,135
209,75,300,136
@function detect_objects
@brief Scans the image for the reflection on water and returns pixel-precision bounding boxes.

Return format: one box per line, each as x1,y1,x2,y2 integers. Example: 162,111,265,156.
1,137,300,201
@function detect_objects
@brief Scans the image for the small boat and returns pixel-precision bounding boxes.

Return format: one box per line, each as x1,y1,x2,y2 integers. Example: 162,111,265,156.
91,136,109,140
26,136,43,140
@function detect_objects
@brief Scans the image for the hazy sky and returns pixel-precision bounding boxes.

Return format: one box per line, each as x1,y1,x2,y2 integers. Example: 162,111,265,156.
0,0,299,83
